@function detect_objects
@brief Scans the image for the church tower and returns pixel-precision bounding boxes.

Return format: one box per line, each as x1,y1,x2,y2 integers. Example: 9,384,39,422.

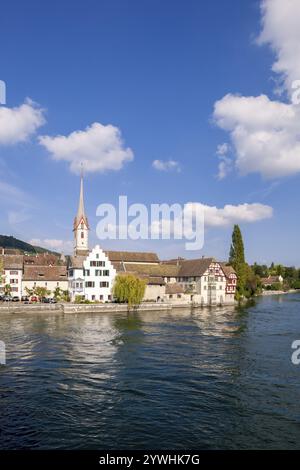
73,171,89,256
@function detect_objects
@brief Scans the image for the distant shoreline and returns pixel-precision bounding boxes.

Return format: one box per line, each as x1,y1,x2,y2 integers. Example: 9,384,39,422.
259,289,299,296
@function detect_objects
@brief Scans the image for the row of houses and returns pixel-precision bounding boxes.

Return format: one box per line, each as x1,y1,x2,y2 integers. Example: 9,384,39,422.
0,249,237,305
0,175,237,305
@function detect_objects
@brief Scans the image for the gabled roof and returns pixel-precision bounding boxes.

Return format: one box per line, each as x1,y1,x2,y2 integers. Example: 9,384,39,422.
120,263,179,277
23,265,68,281
0,254,24,269
177,258,214,277
105,250,159,264
219,263,237,278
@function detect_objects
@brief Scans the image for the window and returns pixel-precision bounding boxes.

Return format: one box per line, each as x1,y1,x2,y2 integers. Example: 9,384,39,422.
81,232,84,239
90,260,105,267
96,254,99,259
92,295,95,301
84,269,90,276
69,269,74,277
81,223,84,229
10,270,18,275
100,295,103,301
10,279,18,284
100,281,109,288
103,270,109,276
108,295,111,301
85,281,95,288
95,270,102,276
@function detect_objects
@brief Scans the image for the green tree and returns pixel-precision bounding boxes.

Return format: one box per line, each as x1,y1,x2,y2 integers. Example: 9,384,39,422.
229,225,247,298
113,274,146,308
34,286,50,299
4,284,11,296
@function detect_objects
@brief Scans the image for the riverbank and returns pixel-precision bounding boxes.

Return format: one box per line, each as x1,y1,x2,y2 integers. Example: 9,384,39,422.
0,300,237,314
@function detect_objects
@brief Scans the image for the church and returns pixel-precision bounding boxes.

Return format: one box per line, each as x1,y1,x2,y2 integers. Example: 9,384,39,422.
66,175,237,305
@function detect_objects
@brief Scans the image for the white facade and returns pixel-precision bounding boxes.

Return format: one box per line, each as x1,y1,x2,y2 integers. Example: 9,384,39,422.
69,245,116,302
0,268,23,298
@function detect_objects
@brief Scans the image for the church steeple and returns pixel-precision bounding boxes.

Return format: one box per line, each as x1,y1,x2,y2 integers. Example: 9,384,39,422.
73,168,89,255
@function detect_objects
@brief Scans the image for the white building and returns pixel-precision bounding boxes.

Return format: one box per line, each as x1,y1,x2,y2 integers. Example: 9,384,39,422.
22,265,68,296
68,245,116,302
0,254,23,298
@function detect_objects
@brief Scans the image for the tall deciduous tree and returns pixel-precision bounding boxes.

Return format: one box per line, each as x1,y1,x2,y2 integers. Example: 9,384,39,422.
113,274,146,308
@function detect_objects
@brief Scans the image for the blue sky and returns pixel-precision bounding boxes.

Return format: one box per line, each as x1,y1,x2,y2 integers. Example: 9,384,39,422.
0,0,300,265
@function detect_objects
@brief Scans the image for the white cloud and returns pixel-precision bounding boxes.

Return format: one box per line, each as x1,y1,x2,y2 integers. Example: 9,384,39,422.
149,202,272,237
257,0,300,96
152,159,181,172
0,98,45,145
213,0,300,180
184,202,273,227
213,93,300,178
39,122,134,174
29,238,73,253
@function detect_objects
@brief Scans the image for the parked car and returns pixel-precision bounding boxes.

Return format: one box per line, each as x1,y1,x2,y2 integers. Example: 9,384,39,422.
12,296,20,302
30,296,38,303
3,295,12,301
41,297,57,304
21,296,29,302
0,295,3,301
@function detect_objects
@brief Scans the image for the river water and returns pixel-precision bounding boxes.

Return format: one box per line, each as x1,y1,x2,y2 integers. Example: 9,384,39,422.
0,293,300,449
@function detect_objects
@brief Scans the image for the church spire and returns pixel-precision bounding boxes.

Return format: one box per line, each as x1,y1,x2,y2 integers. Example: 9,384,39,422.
73,166,89,255
74,165,89,230
76,165,86,222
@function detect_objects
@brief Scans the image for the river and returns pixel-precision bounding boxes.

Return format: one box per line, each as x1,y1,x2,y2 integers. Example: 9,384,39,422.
0,293,299,449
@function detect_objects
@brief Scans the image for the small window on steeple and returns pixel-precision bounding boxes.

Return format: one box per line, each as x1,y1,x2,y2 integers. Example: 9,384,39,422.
81,232,84,239
81,223,84,229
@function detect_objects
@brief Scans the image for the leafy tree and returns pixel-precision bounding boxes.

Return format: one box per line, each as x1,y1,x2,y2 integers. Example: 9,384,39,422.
4,284,11,296
53,287,70,302
35,286,50,299
244,265,261,298
229,225,247,298
25,287,34,297
113,274,146,308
